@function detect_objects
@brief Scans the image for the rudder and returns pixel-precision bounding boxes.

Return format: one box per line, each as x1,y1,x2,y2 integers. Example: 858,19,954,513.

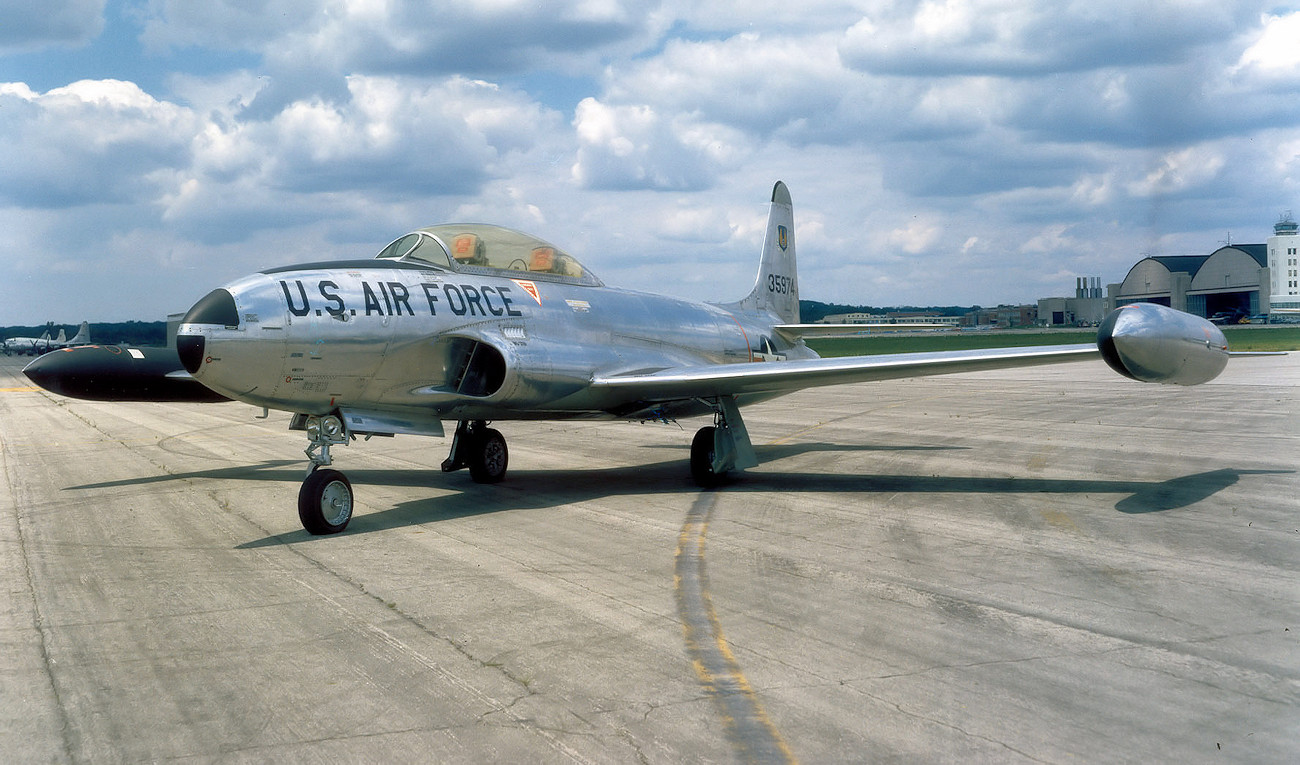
730,181,799,324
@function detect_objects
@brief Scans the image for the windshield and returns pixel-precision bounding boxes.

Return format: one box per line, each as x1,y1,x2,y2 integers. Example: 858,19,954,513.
374,231,452,268
374,224,601,287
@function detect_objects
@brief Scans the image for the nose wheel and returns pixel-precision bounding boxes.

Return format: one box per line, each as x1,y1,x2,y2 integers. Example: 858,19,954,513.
298,413,355,534
298,468,353,534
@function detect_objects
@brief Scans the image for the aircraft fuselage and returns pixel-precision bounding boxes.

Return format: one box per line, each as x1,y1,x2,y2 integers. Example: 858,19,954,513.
177,260,809,426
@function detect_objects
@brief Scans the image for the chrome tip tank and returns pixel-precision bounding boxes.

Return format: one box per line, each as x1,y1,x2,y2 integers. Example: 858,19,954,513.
1097,303,1228,386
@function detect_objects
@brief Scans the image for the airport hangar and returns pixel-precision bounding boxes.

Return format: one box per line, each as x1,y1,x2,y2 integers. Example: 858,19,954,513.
1039,215,1300,326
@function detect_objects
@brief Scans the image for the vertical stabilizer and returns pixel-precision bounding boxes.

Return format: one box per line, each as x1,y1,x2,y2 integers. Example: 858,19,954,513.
728,181,799,324
67,322,90,345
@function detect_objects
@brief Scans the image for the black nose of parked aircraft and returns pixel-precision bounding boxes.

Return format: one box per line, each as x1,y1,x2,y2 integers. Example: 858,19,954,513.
22,345,229,402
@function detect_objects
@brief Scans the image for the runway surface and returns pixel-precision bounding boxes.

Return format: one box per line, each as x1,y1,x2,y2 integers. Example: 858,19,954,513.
2,352,1297,762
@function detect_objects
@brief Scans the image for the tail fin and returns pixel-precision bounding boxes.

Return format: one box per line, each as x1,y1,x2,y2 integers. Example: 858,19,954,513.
727,181,799,324
54,329,67,344
67,321,90,345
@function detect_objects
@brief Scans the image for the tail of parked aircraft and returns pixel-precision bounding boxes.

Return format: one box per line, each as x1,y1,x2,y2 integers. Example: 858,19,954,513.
725,181,799,324
67,322,90,345
54,329,67,344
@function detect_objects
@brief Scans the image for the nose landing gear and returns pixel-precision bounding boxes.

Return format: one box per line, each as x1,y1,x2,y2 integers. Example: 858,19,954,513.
291,415,510,535
299,468,354,535
297,414,355,535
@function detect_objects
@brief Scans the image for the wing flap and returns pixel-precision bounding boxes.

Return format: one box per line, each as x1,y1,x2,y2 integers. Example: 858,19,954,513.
591,344,1098,401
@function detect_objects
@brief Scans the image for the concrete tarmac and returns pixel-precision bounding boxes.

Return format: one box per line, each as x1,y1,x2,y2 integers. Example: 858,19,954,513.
2,352,1297,763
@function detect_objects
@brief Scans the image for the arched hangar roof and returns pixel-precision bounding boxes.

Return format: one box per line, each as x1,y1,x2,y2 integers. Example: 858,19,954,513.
1191,245,1267,291
1119,244,1266,297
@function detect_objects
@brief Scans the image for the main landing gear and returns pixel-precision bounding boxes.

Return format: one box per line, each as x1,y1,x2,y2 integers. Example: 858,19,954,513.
440,420,508,483
689,395,759,488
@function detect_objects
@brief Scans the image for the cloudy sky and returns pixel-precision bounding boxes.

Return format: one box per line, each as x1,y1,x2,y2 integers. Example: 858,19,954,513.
2,1,1298,324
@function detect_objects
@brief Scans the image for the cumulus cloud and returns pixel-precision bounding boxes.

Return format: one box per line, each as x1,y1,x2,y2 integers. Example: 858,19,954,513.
140,0,665,75
839,1,1248,76
1,1,1299,322
571,97,743,190
1127,146,1227,198
0,0,105,51
602,32,850,139
887,216,942,254
1234,12,1300,82
0,70,564,249
0,80,196,208
168,75,562,241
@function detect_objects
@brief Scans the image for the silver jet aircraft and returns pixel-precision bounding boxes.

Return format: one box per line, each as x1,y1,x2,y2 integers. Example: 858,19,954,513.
25,183,1234,534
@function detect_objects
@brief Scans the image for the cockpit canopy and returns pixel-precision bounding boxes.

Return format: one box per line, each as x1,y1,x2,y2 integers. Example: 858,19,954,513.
374,224,602,287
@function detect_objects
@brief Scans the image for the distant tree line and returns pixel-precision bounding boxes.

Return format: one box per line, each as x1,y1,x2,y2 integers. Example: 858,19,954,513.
2,321,169,347
799,300,976,323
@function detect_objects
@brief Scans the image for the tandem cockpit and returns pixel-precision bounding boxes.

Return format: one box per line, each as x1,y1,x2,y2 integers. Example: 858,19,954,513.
375,224,603,287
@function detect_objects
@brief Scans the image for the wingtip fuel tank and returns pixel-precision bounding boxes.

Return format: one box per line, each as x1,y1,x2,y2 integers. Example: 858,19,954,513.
23,345,229,402
1097,303,1228,386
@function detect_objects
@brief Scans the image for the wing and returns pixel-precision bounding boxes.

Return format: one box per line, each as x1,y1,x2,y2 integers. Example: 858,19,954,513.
772,323,948,341
590,344,1098,402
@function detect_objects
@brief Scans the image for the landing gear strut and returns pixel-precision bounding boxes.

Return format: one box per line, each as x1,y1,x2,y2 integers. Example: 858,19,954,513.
689,396,758,487
298,414,354,534
442,420,509,484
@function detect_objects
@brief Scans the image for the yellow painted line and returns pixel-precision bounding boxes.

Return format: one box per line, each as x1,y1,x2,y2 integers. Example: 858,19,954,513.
1039,508,1083,534
0,386,42,393
676,492,798,764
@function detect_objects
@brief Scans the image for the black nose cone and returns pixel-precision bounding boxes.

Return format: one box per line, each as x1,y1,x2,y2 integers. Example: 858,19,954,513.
178,289,238,373
177,334,205,374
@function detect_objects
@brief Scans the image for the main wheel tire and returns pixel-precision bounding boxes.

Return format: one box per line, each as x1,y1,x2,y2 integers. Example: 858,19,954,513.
468,428,508,484
691,426,722,488
298,468,354,535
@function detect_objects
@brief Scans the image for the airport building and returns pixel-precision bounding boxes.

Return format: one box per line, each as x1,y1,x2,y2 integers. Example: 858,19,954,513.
1038,277,1107,327
1269,213,1299,311
819,312,963,327
1112,241,1268,319
965,305,1038,328
1039,214,1297,325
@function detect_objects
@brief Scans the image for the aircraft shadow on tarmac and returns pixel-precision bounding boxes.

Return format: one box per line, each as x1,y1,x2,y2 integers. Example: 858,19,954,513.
61,448,1290,546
